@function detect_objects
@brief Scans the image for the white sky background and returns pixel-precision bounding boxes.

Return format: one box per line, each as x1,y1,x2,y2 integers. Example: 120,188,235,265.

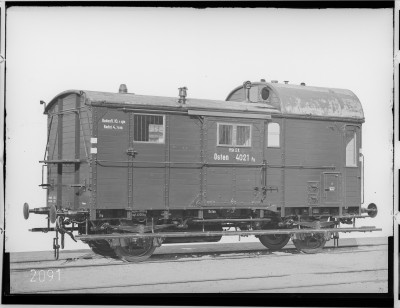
5,7,393,252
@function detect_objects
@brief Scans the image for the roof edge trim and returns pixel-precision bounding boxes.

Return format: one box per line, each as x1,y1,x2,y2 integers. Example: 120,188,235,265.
188,109,272,119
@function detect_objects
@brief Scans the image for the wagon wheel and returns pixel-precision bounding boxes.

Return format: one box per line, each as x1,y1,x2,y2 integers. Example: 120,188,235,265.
113,237,156,262
259,234,290,250
292,232,326,254
87,240,117,258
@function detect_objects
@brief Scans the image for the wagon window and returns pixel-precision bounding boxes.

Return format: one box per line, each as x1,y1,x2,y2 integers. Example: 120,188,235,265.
267,122,280,147
133,114,165,143
346,130,357,167
236,125,251,146
217,123,251,147
218,124,233,145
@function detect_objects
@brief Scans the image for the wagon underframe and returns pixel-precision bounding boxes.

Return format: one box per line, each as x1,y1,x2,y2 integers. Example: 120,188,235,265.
75,226,381,240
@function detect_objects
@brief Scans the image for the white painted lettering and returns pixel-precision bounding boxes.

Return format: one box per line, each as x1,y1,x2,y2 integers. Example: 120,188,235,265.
102,119,125,130
213,153,230,161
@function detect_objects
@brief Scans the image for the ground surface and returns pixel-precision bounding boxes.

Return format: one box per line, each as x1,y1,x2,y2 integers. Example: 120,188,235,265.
9,237,388,293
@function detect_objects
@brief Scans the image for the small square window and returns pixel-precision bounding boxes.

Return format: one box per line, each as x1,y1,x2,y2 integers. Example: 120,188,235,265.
134,114,165,143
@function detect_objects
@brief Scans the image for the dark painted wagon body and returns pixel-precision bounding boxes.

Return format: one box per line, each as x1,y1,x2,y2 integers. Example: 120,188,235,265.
24,80,379,261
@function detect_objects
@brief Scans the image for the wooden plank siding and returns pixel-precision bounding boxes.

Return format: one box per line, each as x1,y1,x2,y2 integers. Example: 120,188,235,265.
46,102,362,212
47,106,58,209
203,117,264,206
96,108,129,209
46,94,91,210
42,86,364,218
265,118,284,207
283,119,341,208
168,115,201,208
345,159,362,208
76,102,92,210
282,118,361,209
130,112,166,210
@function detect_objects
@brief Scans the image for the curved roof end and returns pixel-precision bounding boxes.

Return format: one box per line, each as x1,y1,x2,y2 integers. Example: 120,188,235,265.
44,90,84,113
269,83,364,121
227,82,364,121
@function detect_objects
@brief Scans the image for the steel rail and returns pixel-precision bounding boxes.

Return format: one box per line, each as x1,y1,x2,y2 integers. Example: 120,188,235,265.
10,246,385,268
10,245,386,269
76,226,381,241
10,266,387,293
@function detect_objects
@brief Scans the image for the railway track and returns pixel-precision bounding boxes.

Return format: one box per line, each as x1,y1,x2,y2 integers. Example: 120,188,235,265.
9,238,388,294
10,243,386,272
21,267,388,294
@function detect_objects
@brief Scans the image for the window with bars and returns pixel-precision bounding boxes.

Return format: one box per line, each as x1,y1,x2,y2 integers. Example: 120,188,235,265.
217,123,251,147
346,130,357,167
267,122,280,148
133,114,165,143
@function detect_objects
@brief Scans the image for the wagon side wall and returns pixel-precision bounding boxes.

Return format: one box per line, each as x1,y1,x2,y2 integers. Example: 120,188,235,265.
79,103,362,216
281,117,361,214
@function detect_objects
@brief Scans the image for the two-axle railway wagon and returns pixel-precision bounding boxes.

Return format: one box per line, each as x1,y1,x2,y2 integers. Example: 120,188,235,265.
23,80,380,262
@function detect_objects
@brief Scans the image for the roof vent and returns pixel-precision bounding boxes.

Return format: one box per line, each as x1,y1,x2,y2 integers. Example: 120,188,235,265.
300,82,306,86
119,84,128,93
271,80,278,83
284,81,289,84
178,87,187,104
243,81,252,102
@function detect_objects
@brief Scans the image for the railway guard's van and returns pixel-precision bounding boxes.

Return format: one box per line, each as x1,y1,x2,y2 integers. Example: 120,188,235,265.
23,80,379,262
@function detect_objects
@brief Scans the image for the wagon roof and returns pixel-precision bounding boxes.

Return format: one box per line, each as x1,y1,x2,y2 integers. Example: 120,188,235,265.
45,89,280,116
227,82,364,121
45,81,364,121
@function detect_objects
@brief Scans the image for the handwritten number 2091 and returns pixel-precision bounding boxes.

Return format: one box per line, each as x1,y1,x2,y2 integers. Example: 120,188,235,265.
30,269,61,282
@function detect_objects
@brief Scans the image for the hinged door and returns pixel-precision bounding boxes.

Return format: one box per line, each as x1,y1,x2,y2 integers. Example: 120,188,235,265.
204,118,263,206
129,113,167,210
322,172,342,204
95,108,130,209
